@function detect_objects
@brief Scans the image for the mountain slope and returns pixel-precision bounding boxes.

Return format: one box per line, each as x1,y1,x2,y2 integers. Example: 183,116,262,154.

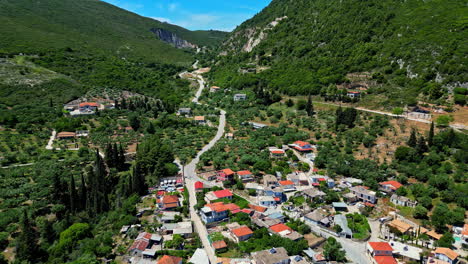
210,0,467,107
0,0,226,64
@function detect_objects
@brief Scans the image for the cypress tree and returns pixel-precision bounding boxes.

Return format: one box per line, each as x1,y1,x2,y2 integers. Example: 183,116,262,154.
416,136,428,154
335,106,343,129
428,122,434,146
16,210,38,262
79,174,87,211
69,174,77,213
112,142,119,168
105,143,113,168
408,129,417,147
306,94,314,116
118,144,126,171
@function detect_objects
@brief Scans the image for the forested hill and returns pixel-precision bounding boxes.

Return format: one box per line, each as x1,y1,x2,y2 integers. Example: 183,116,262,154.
0,0,226,64
209,0,467,107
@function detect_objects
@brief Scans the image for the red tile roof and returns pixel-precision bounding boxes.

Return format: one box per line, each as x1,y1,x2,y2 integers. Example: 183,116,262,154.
57,132,76,138
213,189,233,198
212,240,227,249
462,224,468,236
368,242,393,251
318,178,326,181
221,168,235,175
279,180,294,186
379,181,403,190
270,149,285,154
248,204,267,212
158,255,182,264
294,141,311,147
374,256,397,264
240,209,253,215
237,170,252,176
129,239,149,251
79,102,99,107
232,226,253,238
269,223,292,233
194,181,204,189
224,203,240,212
364,202,375,207
163,195,179,204
205,202,228,212
434,247,459,260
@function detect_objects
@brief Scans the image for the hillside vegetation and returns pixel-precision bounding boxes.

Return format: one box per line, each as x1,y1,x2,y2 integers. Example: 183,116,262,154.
0,0,226,64
208,0,467,108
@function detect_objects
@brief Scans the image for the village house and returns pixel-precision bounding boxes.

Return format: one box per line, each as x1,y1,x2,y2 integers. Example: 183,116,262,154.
201,202,240,223
279,180,296,192
304,209,331,227
225,132,234,139
212,240,228,252
387,219,413,235
75,130,89,137
268,223,303,241
157,195,180,210
347,91,361,98
263,174,278,186
332,202,348,212
79,102,99,111
158,211,180,223
210,86,221,92
302,188,326,201
231,226,254,243
237,170,254,182
379,181,403,193
390,240,422,263
310,175,335,188
194,181,204,192
128,232,162,258
269,148,286,159
194,116,206,124
430,247,459,264
199,171,217,181
205,189,233,203
161,222,193,238
290,141,314,152
177,107,192,116
390,194,417,207
251,247,290,264
258,196,277,207
157,255,183,264
288,172,309,186
57,131,76,140
367,242,397,264
217,168,235,182
189,248,210,264
233,93,247,101
249,122,268,129
349,185,377,204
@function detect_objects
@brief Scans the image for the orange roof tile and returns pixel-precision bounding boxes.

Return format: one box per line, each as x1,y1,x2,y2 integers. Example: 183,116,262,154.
248,204,267,212
205,202,227,212
269,223,292,233
380,181,403,190
237,170,252,176
434,247,459,260
374,256,397,264
163,195,179,204
279,180,294,186
158,255,182,264
368,242,393,251
232,226,253,238
212,240,227,249
221,168,235,175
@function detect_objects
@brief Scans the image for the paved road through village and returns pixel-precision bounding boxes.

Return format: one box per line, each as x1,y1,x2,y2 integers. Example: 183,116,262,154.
180,72,225,264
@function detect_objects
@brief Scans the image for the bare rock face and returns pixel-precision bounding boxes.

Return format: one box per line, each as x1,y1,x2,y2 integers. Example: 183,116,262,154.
150,28,197,49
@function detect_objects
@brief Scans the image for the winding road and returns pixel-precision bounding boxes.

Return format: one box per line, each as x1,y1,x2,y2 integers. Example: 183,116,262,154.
180,72,226,264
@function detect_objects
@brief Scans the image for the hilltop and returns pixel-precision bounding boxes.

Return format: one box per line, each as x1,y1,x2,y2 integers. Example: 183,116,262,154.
208,0,467,109
0,0,227,64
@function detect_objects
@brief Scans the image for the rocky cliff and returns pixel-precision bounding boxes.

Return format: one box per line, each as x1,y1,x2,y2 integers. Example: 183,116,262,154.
151,28,197,49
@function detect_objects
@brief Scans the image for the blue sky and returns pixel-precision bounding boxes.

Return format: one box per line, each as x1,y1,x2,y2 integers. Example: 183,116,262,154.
102,0,272,31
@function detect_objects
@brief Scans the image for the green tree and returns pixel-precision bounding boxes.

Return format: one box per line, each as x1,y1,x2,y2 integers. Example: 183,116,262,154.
305,94,314,116
323,237,346,262
407,129,417,147
436,115,454,127
15,210,38,262
431,203,450,233
435,232,454,248
392,107,404,115
428,122,434,146
413,205,428,219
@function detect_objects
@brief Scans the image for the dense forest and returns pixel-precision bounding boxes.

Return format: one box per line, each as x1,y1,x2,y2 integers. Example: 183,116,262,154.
207,0,467,108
